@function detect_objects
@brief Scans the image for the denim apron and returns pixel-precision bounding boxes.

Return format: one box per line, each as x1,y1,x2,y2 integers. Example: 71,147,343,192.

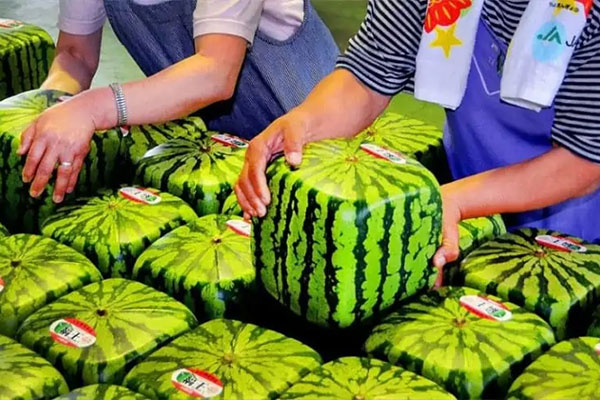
102,0,339,139
444,20,600,242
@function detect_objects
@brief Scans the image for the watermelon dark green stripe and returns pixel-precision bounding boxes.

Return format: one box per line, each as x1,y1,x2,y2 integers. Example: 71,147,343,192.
0,21,54,100
0,234,101,337
123,319,323,399
134,133,246,216
280,357,456,399
54,384,149,400
0,334,68,399
132,215,255,319
589,308,600,337
254,138,442,328
0,90,123,233
507,337,600,399
41,188,197,277
459,228,600,339
16,279,197,387
365,286,556,399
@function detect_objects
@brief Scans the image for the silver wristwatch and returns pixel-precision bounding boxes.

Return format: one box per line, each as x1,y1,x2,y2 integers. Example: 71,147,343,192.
109,82,128,127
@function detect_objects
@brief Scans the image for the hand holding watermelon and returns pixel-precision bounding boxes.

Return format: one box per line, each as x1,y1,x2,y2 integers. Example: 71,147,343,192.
432,187,464,287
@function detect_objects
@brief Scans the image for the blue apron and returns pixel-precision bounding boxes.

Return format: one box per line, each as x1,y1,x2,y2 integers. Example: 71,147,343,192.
445,20,600,243
102,0,339,139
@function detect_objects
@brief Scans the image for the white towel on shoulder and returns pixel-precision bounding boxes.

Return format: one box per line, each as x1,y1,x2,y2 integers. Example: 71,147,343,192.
414,0,593,111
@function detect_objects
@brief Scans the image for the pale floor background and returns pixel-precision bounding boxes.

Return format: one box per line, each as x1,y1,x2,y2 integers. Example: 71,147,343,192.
0,0,444,127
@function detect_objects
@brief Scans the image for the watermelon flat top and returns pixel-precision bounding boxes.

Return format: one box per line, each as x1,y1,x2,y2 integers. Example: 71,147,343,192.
0,234,101,337
0,89,67,135
41,187,197,277
54,384,149,400
16,279,197,386
279,357,456,400
132,215,254,318
460,228,600,339
507,337,600,400
365,286,556,399
0,334,68,399
123,319,323,399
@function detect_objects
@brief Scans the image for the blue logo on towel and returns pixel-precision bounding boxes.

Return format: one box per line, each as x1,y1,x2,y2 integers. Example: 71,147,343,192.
533,21,568,62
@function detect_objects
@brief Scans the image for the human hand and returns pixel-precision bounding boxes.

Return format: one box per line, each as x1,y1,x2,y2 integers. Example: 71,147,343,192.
432,190,463,288
18,98,96,203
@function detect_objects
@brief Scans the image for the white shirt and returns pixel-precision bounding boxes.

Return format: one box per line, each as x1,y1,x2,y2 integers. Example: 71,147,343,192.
58,0,304,43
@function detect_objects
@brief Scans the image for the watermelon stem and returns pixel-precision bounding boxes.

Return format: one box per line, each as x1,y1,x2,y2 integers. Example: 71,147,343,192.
353,395,366,400
10,260,21,268
222,352,236,365
453,318,468,328
96,309,108,317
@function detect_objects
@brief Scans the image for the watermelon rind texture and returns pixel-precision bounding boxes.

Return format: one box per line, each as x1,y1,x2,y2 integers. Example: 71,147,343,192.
459,228,600,339
123,318,323,400
0,20,55,100
134,132,246,216
279,356,456,400
0,221,8,237
443,215,506,285
254,137,442,328
506,337,600,400
133,214,255,320
54,384,149,400
588,307,600,337
365,286,556,399
16,279,198,387
41,187,197,278
0,89,122,232
221,192,242,216
356,112,450,183
0,334,68,399
0,234,101,337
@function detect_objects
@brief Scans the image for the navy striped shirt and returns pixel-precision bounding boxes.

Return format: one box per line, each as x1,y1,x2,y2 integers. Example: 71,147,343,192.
337,0,600,163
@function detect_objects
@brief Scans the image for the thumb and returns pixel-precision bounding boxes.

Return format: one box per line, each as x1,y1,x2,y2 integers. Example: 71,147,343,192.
432,217,461,289
282,123,305,167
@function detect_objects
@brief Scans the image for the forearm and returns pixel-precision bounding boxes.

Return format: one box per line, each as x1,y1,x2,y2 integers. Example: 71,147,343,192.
444,147,600,219
294,69,391,143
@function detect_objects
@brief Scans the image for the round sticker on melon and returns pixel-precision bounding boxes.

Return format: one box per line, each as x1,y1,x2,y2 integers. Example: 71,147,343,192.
595,342,600,356
459,295,513,322
0,19,23,28
211,133,248,148
226,220,251,237
49,318,96,348
360,143,406,165
119,187,162,205
0,276,4,293
171,368,223,398
535,235,587,253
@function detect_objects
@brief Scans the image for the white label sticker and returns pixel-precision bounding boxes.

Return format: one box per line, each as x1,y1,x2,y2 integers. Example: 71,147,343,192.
360,144,406,164
226,220,251,237
171,368,224,398
49,318,96,348
119,187,162,205
459,295,513,322
535,235,587,253
0,277,4,293
211,134,248,148
0,19,23,28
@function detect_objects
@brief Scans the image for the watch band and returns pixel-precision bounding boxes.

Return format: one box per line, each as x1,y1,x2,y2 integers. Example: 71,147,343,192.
109,82,128,127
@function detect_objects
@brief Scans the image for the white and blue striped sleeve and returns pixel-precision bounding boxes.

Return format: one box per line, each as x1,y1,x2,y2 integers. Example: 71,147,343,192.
336,0,427,96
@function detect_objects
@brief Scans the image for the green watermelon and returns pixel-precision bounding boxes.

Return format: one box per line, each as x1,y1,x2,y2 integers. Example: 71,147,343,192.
222,192,242,216
507,337,600,399
133,215,255,319
0,19,54,100
0,234,101,337
123,319,322,399
16,279,197,387
41,187,197,277
459,228,600,339
134,132,247,216
254,137,442,328
0,334,68,399
589,307,600,337
279,357,456,400
121,116,207,166
0,90,122,232
0,221,8,237
364,286,556,399
54,384,149,400
444,215,507,284
356,112,450,182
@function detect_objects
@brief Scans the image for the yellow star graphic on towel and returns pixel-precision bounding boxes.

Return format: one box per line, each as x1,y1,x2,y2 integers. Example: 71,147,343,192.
430,24,462,58
553,0,578,16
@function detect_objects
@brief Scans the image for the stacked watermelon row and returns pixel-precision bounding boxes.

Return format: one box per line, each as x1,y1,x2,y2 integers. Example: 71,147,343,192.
0,19,54,100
